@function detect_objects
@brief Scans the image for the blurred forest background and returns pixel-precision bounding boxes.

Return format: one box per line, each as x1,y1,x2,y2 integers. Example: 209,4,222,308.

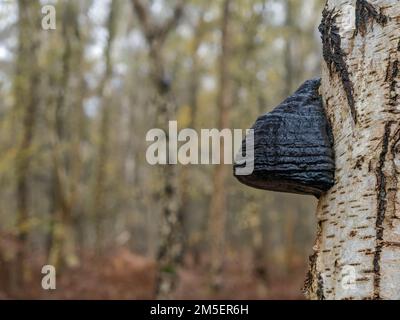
0,0,324,299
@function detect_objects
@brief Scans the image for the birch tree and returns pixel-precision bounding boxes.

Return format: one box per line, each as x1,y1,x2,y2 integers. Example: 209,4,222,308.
131,0,185,299
305,0,400,300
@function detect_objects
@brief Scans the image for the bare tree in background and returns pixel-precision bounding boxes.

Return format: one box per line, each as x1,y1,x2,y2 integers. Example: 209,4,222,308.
131,0,185,299
282,0,299,274
91,0,119,254
13,0,42,287
178,9,207,263
48,1,85,270
208,0,232,290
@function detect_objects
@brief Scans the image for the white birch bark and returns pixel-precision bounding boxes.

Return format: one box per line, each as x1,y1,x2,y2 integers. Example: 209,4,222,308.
305,0,400,300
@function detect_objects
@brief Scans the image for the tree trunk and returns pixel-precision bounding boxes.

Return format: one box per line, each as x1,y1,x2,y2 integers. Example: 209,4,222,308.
305,0,400,300
282,0,299,276
48,1,82,270
178,11,205,260
91,0,118,253
14,0,41,287
283,0,295,97
131,0,185,299
208,0,232,290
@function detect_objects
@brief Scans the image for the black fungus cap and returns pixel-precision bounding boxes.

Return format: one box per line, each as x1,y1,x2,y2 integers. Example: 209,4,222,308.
234,78,335,198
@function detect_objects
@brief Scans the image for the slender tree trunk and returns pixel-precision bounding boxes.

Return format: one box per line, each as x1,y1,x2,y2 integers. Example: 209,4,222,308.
283,0,294,97
305,0,400,300
131,0,184,299
91,0,118,253
283,210,297,274
248,199,268,283
178,12,205,256
14,0,41,287
208,0,232,290
48,1,82,270
151,51,183,299
282,0,299,276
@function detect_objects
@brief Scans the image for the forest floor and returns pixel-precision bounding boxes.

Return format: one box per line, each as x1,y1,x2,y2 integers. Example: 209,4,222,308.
0,248,306,300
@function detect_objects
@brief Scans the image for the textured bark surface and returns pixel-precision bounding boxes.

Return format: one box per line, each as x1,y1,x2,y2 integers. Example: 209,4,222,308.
305,0,400,300
234,79,335,197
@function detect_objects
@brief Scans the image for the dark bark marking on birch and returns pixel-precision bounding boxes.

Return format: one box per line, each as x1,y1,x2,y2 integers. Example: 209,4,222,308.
355,0,389,36
303,221,325,299
303,251,325,299
385,58,399,107
317,273,325,300
303,251,317,295
390,127,400,221
325,98,336,160
373,122,393,300
354,155,365,170
319,8,357,124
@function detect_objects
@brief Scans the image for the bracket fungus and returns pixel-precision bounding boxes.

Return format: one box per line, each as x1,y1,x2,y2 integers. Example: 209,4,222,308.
234,78,335,198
